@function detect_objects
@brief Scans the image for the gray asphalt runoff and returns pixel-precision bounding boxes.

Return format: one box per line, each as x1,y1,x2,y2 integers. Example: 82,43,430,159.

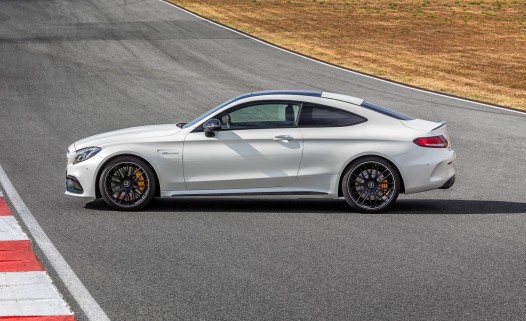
1,0,525,320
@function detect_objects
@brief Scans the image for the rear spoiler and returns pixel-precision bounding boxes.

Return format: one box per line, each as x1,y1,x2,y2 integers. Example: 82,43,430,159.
432,121,447,131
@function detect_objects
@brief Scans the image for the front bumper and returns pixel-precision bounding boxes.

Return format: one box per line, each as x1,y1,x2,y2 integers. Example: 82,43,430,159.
65,154,102,198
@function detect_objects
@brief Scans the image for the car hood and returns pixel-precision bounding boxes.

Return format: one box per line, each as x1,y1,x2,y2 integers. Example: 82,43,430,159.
73,124,181,151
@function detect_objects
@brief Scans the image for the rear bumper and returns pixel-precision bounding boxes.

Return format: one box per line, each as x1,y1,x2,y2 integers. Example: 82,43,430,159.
397,148,456,194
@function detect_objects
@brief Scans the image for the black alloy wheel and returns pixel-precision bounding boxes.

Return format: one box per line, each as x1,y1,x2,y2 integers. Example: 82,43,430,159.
342,156,401,213
99,156,156,211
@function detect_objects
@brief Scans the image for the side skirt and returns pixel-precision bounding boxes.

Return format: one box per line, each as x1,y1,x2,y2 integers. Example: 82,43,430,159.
171,191,329,197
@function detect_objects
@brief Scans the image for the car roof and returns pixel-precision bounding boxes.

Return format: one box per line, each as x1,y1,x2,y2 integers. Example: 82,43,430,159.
238,90,322,100
234,90,364,105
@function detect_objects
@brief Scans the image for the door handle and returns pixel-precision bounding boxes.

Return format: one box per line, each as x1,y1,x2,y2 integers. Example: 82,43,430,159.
273,135,294,142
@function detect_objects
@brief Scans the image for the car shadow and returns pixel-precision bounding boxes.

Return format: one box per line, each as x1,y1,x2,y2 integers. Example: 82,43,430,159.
85,198,526,215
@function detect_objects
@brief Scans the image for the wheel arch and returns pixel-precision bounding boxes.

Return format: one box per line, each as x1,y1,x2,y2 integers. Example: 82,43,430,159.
95,154,161,199
337,155,406,197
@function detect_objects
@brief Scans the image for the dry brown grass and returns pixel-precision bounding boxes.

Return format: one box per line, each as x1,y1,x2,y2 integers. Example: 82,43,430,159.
168,0,526,110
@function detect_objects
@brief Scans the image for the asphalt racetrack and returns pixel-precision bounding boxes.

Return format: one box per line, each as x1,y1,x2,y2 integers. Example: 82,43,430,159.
0,0,525,320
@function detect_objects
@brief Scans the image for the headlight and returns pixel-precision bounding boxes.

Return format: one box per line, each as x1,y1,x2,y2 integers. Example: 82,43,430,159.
73,147,101,164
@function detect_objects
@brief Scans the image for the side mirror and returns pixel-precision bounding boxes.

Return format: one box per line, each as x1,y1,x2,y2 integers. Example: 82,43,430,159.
203,118,221,137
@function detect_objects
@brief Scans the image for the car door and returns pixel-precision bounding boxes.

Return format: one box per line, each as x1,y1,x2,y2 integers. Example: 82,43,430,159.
183,101,304,190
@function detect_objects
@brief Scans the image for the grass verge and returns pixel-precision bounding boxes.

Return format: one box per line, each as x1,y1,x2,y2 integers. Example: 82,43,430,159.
168,0,526,110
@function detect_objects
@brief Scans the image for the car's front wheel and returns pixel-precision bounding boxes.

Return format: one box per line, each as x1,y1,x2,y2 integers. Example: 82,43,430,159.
342,156,401,213
99,156,156,211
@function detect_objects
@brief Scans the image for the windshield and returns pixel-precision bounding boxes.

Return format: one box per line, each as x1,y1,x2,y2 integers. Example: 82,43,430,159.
182,97,238,129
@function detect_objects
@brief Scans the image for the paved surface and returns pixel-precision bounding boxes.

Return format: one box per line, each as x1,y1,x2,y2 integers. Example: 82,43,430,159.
0,0,525,320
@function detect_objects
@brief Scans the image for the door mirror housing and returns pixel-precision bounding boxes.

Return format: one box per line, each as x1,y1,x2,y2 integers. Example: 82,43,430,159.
203,118,221,137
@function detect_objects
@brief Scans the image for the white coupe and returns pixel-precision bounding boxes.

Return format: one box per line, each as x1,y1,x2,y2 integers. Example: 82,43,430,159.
66,90,456,213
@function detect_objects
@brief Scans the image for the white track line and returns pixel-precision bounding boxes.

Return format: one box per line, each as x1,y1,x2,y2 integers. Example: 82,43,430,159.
0,164,110,321
159,0,526,116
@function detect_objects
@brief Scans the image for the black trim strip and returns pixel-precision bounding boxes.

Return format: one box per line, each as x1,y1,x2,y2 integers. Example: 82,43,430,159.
171,191,328,197
66,175,84,194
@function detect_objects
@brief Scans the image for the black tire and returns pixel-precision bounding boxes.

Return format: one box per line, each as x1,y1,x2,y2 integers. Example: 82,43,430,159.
99,156,156,211
342,156,401,213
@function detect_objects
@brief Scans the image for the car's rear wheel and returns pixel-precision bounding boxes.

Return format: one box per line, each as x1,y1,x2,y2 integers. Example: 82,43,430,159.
342,156,400,213
99,156,156,211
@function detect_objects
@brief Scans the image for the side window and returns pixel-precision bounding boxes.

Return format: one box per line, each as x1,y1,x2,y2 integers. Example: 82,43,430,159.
220,102,300,130
299,103,366,127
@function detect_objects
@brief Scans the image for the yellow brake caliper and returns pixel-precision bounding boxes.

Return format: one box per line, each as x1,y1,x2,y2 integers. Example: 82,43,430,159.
380,179,389,193
136,170,145,193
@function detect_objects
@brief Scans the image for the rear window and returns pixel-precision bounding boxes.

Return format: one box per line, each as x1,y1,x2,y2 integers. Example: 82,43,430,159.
361,101,414,120
299,103,366,127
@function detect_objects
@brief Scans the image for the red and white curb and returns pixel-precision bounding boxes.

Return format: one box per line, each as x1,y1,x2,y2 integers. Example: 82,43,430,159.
0,191,75,321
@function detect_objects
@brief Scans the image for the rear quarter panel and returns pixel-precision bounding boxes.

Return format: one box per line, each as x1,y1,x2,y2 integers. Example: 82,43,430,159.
296,109,418,195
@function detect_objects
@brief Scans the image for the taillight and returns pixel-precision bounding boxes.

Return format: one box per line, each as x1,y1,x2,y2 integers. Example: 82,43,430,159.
413,135,448,148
